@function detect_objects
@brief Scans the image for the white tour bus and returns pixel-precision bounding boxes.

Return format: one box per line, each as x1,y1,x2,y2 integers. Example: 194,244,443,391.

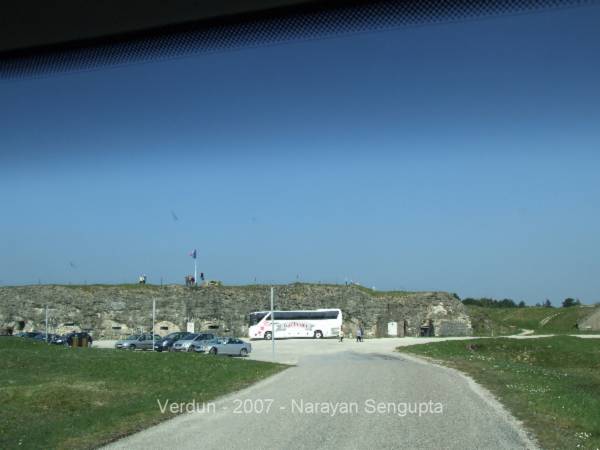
248,309,342,339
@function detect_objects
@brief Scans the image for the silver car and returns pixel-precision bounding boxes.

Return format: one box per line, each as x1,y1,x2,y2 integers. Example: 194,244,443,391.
171,333,216,352
195,337,252,357
115,334,161,350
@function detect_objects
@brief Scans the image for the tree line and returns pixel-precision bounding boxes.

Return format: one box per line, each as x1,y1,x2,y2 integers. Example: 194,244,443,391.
461,297,526,308
461,297,583,308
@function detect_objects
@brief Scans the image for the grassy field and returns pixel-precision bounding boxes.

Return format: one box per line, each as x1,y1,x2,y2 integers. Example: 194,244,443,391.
466,305,597,336
400,336,600,450
0,338,286,450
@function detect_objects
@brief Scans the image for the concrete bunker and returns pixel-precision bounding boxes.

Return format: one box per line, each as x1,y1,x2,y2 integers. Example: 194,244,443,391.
0,284,472,338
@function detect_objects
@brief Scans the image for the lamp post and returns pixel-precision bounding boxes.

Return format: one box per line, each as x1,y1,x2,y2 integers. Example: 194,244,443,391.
271,287,275,359
152,299,156,351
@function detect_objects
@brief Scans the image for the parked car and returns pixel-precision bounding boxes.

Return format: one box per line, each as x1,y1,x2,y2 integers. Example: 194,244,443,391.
51,334,68,345
115,334,160,350
153,332,191,352
53,332,94,347
47,334,62,344
195,337,252,357
32,333,60,343
18,331,44,339
171,333,216,352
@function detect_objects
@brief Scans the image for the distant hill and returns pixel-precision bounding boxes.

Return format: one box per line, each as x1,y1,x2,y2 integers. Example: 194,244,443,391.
466,304,598,336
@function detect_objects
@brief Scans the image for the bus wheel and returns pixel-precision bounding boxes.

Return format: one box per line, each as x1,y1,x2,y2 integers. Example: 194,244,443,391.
264,332,272,340
314,330,323,339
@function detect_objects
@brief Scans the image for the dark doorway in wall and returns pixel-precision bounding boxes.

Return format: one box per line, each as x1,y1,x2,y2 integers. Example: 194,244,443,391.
16,321,25,331
403,320,408,337
420,320,434,337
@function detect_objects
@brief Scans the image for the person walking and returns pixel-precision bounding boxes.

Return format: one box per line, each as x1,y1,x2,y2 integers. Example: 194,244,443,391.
359,325,365,342
355,326,362,343
338,327,345,342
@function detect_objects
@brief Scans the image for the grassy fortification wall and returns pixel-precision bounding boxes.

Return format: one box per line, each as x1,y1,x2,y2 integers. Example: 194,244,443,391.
0,283,472,338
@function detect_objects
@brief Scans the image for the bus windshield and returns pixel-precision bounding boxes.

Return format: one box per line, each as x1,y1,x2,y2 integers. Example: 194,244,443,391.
248,312,268,326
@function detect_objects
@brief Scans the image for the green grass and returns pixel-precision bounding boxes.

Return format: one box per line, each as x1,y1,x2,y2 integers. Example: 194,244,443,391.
353,285,414,297
53,283,165,291
4,282,426,298
466,305,597,336
0,338,286,450
400,336,600,449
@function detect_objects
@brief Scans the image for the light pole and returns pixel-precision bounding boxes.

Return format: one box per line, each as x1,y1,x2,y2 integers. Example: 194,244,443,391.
152,299,156,351
270,287,275,359
45,305,49,342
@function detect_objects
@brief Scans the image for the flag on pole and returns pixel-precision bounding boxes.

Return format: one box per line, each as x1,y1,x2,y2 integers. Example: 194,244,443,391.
190,249,198,286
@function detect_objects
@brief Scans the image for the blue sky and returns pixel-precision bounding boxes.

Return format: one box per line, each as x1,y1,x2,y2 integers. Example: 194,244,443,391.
1,4,600,304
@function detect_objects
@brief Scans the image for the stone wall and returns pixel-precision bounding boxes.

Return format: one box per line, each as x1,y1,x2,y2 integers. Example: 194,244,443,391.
0,283,472,338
